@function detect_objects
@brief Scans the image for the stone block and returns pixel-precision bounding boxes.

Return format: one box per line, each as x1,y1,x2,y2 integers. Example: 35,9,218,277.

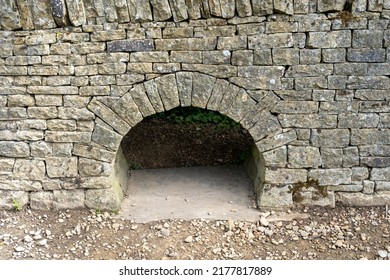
376,182,390,191
107,39,154,52
336,192,390,206
311,129,350,147
112,91,143,126
371,167,390,180
155,38,217,51
73,144,116,163
46,157,78,178
263,146,287,168
176,72,193,107
253,49,272,65
232,50,253,66
207,79,230,111
92,124,122,151
249,114,281,141
272,101,318,114
278,114,337,128
0,190,29,210
52,143,72,157
348,48,386,63
317,0,346,12
322,48,346,63
309,168,352,185
53,189,85,209
338,113,379,128
79,158,112,176
143,80,165,112
321,148,343,168
191,72,216,108
150,0,172,21
128,0,153,22
13,159,45,180
307,30,351,48
258,184,293,208
274,0,294,15
45,131,91,143
0,142,30,157
182,64,237,78
288,146,321,168
170,51,203,63
85,187,122,211
265,168,307,184
251,0,273,15
249,33,294,48
362,180,375,194
30,191,54,210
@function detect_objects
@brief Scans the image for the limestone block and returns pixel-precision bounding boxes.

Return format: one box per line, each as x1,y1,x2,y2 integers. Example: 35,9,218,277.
251,0,273,15
7,95,35,107
318,0,347,12
168,0,188,21
79,158,112,176
127,0,153,22
376,181,390,191
338,113,379,128
253,49,272,65
263,146,287,167
272,101,318,114
107,39,154,52
186,0,202,19
28,86,78,95
182,64,236,78
307,31,351,48
115,0,130,23
0,66,28,75
309,168,352,185
288,146,321,168
321,148,343,168
258,184,293,208
227,89,257,122
274,0,294,15
298,191,335,208
209,0,222,17
0,108,27,120
64,0,86,26
150,0,172,21
347,48,386,63
236,0,252,17
336,192,390,206
256,129,297,152
170,51,202,63
143,80,164,112
85,187,123,211
343,146,359,167
368,0,384,11
50,0,68,26
176,72,193,107
248,114,281,141
278,114,337,128
30,141,52,157
112,92,143,127
0,180,42,191
294,0,309,13
87,99,130,135
355,89,389,101
219,0,235,18
6,56,41,65
353,30,383,48
371,167,390,180
322,49,346,63
79,86,110,96
361,157,390,167
30,0,56,29
46,157,77,179
92,124,122,151
155,38,217,51
0,0,22,30
249,33,294,48
153,74,180,111
153,63,181,73
218,83,240,115
13,159,45,180
104,0,118,22
45,131,91,143
207,79,230,111
71,42,105,55
53,189,85,209
73,144,116,163
191,73,216,108
0,142,30,157
311,129,350,147
0,190,29,210
362,180,375,194
265,168,307,184
30,191,54,210
15,0,34,30
232,50,253,66
285,64,333,77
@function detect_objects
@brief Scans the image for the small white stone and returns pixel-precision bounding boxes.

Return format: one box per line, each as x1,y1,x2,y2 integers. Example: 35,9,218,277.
184,236,193,243
38,239,47,246
378,250,388,258
14,246,25,252
260,216,269,227
24,235,33,243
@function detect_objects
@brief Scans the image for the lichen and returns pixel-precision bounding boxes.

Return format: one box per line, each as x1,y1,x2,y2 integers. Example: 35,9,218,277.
289,178,328,203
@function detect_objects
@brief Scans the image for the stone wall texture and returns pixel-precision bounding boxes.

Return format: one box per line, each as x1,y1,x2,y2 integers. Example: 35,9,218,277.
1,0,390,210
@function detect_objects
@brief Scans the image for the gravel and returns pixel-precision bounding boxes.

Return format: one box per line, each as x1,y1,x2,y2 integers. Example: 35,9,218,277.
0,206,389,260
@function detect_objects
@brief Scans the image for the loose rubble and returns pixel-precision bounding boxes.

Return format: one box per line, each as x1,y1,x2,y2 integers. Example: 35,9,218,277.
0,206,389,260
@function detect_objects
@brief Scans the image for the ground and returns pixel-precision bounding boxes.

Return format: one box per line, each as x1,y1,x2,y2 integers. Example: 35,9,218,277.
0,116,389,260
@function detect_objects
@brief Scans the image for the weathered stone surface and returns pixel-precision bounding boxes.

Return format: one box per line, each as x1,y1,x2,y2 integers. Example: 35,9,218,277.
153,74,180,111
263,146,287,167
278,114,337,128
127,0,153,22
371,167,390,180
176,72,193,107
317,0,346,12
249,115,281,141
13,159,45,180
288,146,321,168
0,142,30,157
348,48,386,63
272,101,318,114
249,33,294,48
307,31,351,48
256,129,297,152
30,0,56,29
258,184,293,208
107,39,154,52
274,0,294,15
191,72,216,108
351,129,390,145
50,0,68,26
309,169,352,185
15,0,34,30
155,38,217,51
150,0,172,21
0,159,14,173
311,129,350,147
79,158,111,176
92,124,122,151
251,0,273,15
46,157,78,178
30,191,54,210
219,0,236,18
265,168,307,184
85,187,122,211
112,91,143,127
336,192,390,206
338,113,379,128
65,0,86,26
0,190,28,210
87,99,130,135
73,144,116,163
45,131,91,143
0,0,21,30
53,189,85,209
183,64,237,78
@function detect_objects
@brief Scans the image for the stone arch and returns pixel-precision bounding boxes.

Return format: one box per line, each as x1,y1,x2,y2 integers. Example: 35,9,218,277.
84,71,298,211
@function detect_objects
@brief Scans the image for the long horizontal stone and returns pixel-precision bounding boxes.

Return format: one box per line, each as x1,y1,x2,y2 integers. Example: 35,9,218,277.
351,129,390,145
45,131,91,143
265,168,308,184
256,129,297,152
73,144,116,163
311,129,350,147
371,167,390,180
0,130,44,141
53,189,85,209
0,141,30,157
308,168,352,185
307,30,351,48
0,180,42,191
13,159,45,180
336,192,390,206
155,38,217,51
338,113,379,128
182,64,237,78
27,86,78,95
0,190,29,210
278,114,337,128
107,40,154,52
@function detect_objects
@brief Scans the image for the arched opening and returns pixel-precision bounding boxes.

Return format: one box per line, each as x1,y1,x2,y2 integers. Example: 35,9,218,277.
118,106,260,221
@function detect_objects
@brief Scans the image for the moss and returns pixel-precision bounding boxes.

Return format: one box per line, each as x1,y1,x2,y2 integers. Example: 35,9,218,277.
289,178,328,203
336,11,358,26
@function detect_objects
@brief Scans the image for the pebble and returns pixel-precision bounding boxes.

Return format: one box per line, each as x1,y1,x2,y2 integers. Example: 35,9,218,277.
160,228,170,237
24,235,33,243
260,216,269,227
184,236,193,243
335,240,343,247
112,223,120,230
38,239,47,246
131,225,138,230
14,246,24,252
378,250,388,258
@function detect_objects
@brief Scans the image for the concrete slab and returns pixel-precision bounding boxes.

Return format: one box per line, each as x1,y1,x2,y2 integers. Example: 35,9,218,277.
118,165,261,222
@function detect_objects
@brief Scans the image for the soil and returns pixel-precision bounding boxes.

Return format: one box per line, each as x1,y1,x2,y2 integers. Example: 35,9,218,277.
120,117,253,169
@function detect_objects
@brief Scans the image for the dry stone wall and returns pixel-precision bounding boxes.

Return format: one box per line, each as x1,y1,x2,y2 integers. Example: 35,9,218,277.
1,0,390,211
